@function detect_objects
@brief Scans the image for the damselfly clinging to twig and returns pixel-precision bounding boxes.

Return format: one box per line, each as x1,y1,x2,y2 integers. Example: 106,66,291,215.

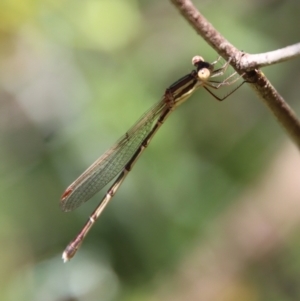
60,55,244,262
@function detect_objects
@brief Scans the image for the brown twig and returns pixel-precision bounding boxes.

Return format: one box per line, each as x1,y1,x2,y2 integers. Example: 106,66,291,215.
241,43,300,70
170,0,241,62
171,0,300,148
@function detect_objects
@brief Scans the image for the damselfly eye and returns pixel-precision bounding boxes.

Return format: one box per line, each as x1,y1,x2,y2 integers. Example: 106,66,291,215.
192,55,204,66
197,68,211,80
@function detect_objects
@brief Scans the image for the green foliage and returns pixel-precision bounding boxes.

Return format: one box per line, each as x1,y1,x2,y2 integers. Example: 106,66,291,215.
0,0,300,300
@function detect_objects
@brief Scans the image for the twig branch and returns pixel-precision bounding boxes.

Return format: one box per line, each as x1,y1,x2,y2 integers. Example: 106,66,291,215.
170,0,242,63
241,43,300,70
250,71,300,146
171,0,300,149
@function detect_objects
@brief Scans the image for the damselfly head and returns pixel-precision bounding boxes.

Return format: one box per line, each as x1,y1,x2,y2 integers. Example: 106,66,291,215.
192,55,211,80
197,67,211,81
192,55,204,66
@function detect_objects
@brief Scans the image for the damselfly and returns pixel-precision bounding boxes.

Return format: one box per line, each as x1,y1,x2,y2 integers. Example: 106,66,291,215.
60,55,244,262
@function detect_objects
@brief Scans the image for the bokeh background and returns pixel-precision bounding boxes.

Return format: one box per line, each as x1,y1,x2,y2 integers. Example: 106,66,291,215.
1,0,300,300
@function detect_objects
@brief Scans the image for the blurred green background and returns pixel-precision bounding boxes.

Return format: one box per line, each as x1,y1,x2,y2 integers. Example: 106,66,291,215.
1,0,300,300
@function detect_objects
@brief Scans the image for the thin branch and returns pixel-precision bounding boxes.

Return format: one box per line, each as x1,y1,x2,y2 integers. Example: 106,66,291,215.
170,0,241,62
250,71,300,146
241,43,300,70
171,0,300,149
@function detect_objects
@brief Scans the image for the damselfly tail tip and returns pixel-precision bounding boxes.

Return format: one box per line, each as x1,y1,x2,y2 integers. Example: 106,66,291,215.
62,241,80,263
62,251,70,263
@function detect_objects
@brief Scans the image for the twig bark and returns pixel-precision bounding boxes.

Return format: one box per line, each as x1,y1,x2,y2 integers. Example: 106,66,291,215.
171,0,300,148
241,43,300,70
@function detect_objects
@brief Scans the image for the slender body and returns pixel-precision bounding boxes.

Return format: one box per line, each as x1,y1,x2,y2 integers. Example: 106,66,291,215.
61,56,242,262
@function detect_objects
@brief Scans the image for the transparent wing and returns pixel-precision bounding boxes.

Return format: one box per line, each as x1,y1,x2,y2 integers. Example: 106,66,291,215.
60,99,165,212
